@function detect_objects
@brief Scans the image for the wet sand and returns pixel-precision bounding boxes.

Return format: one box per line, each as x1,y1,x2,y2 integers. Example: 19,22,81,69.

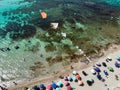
7,44,120,90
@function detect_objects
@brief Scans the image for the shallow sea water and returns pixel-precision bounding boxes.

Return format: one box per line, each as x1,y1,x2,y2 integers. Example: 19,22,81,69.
0,0,120,85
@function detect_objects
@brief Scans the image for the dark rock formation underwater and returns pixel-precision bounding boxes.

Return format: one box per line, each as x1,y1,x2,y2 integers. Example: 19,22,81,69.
0,0,120,48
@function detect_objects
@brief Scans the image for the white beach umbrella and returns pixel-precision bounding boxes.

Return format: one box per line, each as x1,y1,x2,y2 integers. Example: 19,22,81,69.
107,56,112,60
73,70,77,75
90,69,96,74
67,76,72,81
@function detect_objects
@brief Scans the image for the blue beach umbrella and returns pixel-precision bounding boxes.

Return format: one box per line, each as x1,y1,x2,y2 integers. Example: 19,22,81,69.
72,77,77,82
94,67,101,72
67,76,72,81
40,84,45,89
117,56,120,61
57,81,63,87
97,74,102,80
103,70,108,76
56,88,60,90
52,81,57,89
115,62,120,68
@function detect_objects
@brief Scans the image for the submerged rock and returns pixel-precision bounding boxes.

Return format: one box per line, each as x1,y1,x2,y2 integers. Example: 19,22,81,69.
2,22,37,40
21,24,36,38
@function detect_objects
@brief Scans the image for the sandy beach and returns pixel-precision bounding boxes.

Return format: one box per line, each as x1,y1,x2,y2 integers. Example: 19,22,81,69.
0,0,120,90
5,44,120,90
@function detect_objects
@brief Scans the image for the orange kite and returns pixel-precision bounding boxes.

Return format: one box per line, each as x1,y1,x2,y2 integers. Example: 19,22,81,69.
40,12,47,19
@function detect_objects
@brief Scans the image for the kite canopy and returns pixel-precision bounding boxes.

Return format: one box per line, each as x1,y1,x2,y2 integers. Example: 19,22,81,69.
51,23,59,29
40,11,47,19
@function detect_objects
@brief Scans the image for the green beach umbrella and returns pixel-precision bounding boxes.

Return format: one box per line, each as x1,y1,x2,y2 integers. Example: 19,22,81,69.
88,78,94,83
108,66,113,71
27,88,32,90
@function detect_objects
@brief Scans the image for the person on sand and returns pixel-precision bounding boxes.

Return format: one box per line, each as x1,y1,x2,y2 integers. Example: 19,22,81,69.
115,75,119,80
0,85,7,90
13,82,17,85
70,65,73,69
24,87,28,90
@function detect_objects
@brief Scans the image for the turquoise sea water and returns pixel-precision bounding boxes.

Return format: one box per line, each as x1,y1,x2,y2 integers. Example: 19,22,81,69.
0,0,120,85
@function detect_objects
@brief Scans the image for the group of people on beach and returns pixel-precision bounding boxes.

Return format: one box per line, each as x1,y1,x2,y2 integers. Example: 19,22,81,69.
22,56,120,90
0,55,120,90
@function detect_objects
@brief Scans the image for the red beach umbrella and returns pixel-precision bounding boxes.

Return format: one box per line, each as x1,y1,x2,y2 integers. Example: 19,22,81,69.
46,84,52,90
64,81,69,86
67,85,72,90
64,76,68,81
76,74,81,79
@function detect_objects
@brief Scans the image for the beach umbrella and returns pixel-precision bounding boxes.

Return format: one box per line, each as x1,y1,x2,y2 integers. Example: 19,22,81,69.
76,74,81,80
27,88,32,90
82,71,88,76
90,69,96,74
102,62,107,67
87,78,94,86
64,81,69,86
67,76,72,81
40,84,45,89
108,66,114,71
56,88,60,90
86,80,92,86
33,85,39,90
107,56,112,61
72,77,77,82
64,76,68,81
117,56,120,61
103,70,108,76
101,78,105,82
115,62,120,68
40,12,47,19
94,67,101,72
96,62,101,67
73,71,77,75
67,85,72,90
88,78,94,83
46,84,52,90
52,81,57,89
97,74,102,80
57,81,63,87
78,80,83,86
